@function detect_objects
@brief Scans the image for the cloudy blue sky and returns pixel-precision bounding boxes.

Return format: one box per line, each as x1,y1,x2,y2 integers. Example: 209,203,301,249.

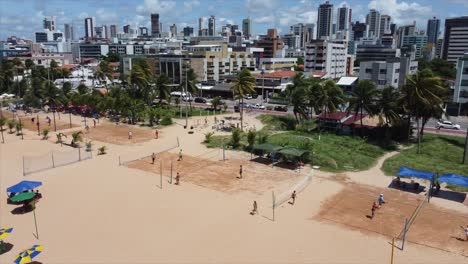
0,0,467,40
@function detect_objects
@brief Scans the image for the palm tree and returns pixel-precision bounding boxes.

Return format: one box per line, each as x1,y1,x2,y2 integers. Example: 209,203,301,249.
403,69,446,140
7,119,16,134
185,68,198,112
232,68,256,130
315,79,346,116
290,86,308,122
71,131,83,147
154,74,171,103
211,96,222,111
285,72,305,98
127,64,149,99
377,87,402,126
0,116,6,143
347,80,379,137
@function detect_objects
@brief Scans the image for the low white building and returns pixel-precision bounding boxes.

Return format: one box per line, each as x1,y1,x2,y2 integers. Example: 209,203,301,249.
454,53,468,104
358,57,418,88
305,40,347,79
258,57,297,70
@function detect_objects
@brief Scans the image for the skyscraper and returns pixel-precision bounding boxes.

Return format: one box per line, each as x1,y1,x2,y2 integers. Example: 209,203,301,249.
64,23,74,41
110,25,117,38
43,16,56,31
396,22,416,48
208,15,216,36
151,13,160,37
337,5,351,31
84,17,95,40
198,17,204,36
442,16,468,63
427,17,440,45
366,9,381,38
242,17,252,39
183,26,194,37
317,1,333,39
170,24,177,37
123,25,130,34
379,15,391,37
352,21,366,41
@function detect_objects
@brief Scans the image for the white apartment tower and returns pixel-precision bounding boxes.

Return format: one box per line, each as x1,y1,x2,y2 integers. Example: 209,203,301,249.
366,9,381,38
379,15,391,37
305,40,348,79
84,17,95,40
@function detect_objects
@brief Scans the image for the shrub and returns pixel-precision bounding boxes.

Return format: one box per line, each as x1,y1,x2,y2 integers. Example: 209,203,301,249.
85,141,92,152
230,128,241,148
7,120,16,134
257,131,269,144
98,146,107,155
15,122,23,135
160,115,173,126
246,129,256,149
42,128,49,139
204,132,214,143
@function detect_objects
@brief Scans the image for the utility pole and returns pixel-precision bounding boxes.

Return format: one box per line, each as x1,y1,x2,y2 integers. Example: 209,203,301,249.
185,60,189,128
463,128,468,164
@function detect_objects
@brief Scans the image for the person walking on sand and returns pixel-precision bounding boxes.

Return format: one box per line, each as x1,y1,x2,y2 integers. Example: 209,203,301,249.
93,119,96,128
290,190,297,205
128,130,133,140
204,117,208,125
155,129,159,139
461,224,468,241
251,201,258,215
178,149,183,161
371,202,378,219
85,125,90,133
238,165,243,179
152,152,156,164
378,194,385,207
175,172,180,185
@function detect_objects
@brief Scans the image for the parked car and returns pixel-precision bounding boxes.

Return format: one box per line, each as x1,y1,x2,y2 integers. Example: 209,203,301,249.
273,105,288,112
253,104,265,109
194,97,207,104
244,94,253,99
436,120,461,130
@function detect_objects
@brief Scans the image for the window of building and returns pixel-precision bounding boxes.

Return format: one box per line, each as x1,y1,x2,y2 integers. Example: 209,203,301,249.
461,80,468,86
378,80,387,85
463,68,468,74
365,68,372,73
394,79,398,83
395,69,400,73
379,69,387,74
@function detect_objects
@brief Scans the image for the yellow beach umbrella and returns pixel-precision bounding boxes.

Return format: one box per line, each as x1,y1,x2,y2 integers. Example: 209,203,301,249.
0,227,13,240
14,245,43,264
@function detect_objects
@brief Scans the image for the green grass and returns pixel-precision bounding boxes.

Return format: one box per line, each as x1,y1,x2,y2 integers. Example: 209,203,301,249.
204,134,248,150
257,114,297,131
268,131,387,172
205,130,388,173
172,106,228,118
382,134,468,192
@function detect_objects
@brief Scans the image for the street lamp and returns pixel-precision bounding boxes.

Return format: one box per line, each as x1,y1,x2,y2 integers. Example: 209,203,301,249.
261,69,265,103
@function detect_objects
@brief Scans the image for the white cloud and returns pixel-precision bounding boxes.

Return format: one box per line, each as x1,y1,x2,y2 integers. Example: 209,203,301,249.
218,17,234,25
136,0,176,14
183,0,200,12
96,8,118,24
255,15,275,24
246,0,279,12
77,12,90,20
447,0,468,6
368,0,432,26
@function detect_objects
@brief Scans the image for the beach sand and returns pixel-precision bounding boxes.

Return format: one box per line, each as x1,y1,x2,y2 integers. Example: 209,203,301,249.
0,111,467,263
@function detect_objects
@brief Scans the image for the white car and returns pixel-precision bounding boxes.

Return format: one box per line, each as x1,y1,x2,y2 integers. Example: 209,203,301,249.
244,94,253,99
253,104,265,109
436,120,461,130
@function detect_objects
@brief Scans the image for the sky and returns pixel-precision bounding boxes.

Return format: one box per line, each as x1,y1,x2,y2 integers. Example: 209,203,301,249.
0,0,468,40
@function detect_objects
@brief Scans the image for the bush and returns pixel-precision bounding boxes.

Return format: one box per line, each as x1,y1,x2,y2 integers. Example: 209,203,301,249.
85,141,92,152
258,114,296,131
7,120,16,134
160,115,173,126
42,128,49,139
246,129,256,150
204,132,214,143
230,128,241,148
257,131,269,144
15,122,23,135
98,146,107,155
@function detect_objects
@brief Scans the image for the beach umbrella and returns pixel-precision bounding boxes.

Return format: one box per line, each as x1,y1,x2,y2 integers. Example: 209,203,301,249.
0,227,13,240
14,245,43,264
6,181,42,193
10,192,36,203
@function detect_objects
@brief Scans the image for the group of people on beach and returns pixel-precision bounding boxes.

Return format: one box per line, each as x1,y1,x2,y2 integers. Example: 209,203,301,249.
251,191,296,215
370,194,386,219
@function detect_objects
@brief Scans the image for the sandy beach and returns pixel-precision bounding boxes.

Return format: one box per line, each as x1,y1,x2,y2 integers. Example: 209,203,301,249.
1,111,467,263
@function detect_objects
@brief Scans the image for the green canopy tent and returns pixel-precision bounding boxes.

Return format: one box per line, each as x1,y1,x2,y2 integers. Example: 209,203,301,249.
10,192,36,203
278,147,310,163
252,143,283,153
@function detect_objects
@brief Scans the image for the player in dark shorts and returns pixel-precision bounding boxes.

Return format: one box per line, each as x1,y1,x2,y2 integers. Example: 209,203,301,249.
238,165,243,179
152,153,156,164
175,172,180,185
290,190,297,205
371,202,378,219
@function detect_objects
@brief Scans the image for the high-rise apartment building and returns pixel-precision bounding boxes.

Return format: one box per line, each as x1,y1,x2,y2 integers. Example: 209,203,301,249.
427,17,440,45
402,34,428,59
183,26,194,37
256,29,284,58
170,24,177,37
64,23,74,41
317,1,333,40
337,5,351,31
366,9,381,38
151,13,160,37
43,16,56,31
443,16,468,64
305,40,348,79
84,17,95,40
454,53,468,104
379,15,391,37
198,17,204,36
110,25,117,38
242,17,252,39
352,22,366,41
208,15,216,36
396,22,417,48
123,25,130,34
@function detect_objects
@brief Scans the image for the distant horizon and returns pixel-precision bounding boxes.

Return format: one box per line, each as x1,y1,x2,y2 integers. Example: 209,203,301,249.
0,0,467,40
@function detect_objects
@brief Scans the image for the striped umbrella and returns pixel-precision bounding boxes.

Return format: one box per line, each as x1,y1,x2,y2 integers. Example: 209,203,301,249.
14,245,43,264
0,227,13,240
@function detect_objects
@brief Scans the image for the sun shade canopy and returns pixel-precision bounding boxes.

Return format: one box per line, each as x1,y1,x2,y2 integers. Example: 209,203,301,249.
397,167,435,181
437,174,468,187
278,148,309,158
7,181,42,193
252,143,283,153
